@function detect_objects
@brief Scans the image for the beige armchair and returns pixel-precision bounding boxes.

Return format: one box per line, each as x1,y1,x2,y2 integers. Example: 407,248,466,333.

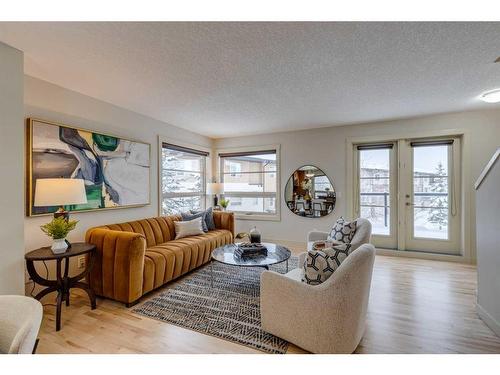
260,244,376,353
0,295,43,354
307,217,372,251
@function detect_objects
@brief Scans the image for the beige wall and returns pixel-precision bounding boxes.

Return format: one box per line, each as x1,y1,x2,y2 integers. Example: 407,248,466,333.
0,42,24,294
476,149,500,336
24,76,212,283
215,109,500,262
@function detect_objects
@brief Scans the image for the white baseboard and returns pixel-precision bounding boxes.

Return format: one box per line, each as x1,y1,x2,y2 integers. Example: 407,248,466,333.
375,248,473,264
261,239,475,264
477,303,500,338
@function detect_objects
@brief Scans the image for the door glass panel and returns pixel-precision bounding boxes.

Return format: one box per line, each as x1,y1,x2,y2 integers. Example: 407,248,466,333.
412,145,449,239
359,149,391,235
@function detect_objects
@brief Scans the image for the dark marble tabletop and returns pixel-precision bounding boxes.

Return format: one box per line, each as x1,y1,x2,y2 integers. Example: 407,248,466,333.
211,242,291,267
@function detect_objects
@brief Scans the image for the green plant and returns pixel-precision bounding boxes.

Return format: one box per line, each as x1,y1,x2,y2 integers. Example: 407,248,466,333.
220,198,230,209
40,217,78,239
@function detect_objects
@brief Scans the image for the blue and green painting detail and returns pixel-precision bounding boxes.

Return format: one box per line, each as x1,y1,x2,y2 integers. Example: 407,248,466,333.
29,119,150,216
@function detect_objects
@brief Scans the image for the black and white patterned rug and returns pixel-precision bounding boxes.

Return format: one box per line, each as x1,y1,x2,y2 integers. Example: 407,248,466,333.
133,256,299,354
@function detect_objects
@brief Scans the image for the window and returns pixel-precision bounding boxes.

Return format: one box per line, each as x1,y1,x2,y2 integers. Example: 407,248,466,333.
228,162,241,176
161,143,208,215
219,148,279,217
313,175,332,193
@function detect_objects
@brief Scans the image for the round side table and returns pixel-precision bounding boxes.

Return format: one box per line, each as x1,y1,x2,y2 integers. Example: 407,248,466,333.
25,243,97,331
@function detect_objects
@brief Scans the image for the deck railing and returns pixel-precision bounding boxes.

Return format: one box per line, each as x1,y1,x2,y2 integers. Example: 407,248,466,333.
360,192,447,227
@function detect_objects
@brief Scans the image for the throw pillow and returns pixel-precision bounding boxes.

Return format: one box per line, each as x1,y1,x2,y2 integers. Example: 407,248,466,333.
181,211,208,232
302,243,352,285
327,216,357,243
174,217,205,240
191,207,215,231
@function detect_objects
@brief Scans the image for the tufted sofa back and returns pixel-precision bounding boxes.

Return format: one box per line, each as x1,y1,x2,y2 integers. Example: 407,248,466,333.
97,216,181,248
91,211,235,248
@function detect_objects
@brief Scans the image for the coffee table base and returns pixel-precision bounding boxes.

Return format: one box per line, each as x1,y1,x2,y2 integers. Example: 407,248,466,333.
209,259,288,288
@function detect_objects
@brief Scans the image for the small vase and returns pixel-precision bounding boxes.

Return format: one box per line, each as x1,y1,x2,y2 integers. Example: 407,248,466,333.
51,238,68,254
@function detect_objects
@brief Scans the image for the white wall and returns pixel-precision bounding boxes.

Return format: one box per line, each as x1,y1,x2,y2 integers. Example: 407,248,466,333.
476,149,500,336
215,109,500,262
24,76,212,283
0,42,24,294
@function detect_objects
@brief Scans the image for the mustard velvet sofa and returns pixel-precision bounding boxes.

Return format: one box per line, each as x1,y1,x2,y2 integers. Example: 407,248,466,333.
85,211,234,306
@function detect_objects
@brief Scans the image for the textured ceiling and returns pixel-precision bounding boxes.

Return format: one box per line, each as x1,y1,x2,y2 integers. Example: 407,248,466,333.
1,22,500,138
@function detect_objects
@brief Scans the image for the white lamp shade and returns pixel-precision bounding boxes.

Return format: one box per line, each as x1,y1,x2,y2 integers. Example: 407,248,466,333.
207,182,224,195
34,178,88,207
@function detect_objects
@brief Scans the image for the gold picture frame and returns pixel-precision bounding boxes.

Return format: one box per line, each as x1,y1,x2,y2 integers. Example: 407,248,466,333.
26,117,151,217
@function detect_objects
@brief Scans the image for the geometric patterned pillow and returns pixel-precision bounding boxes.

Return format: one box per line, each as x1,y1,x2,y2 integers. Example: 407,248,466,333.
301,243,352,285
327,216,357,243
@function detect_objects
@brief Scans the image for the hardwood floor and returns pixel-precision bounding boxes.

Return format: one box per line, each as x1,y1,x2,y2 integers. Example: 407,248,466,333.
35,244,500,354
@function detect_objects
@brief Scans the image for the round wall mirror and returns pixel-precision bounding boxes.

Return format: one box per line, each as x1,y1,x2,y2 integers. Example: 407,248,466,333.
284,165,336,218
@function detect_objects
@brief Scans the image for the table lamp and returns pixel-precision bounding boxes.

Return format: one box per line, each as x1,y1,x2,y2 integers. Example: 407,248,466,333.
206,182,224,207
34,178,88,220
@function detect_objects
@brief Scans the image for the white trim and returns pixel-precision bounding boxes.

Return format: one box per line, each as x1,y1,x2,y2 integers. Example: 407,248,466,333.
159,137,212,155
346,128,473,262
216,144,281,221
157,135,212,216
477,303,500,338
235,213,282,222
375,248,467,263
475,148,500,190
404,136,462,254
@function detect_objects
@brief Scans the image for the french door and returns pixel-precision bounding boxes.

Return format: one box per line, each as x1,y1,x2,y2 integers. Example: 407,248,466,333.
354,137,461,255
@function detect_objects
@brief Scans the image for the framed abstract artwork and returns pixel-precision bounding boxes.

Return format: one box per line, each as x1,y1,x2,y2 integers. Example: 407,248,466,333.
26,118,151,216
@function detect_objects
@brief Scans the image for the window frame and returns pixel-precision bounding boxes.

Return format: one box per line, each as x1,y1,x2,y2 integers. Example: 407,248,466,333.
158,137,211,216
345,129,472,262
217,144,281,221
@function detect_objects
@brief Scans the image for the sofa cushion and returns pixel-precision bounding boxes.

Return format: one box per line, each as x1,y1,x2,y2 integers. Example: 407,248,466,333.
182,211,208,232
191,207,216,231
144,229,233,290
174,217,205,239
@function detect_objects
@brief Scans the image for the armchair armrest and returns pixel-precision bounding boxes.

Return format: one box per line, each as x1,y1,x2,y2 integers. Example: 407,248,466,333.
260,270,320,335
298,252,307,266
307,230,329,243
85,228,146,304
213,211,235,238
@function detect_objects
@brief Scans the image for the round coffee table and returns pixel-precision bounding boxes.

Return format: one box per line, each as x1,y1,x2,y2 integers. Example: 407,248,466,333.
210,242,291,287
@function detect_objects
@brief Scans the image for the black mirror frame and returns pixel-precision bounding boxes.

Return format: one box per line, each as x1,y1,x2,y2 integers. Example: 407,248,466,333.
284,164,336,218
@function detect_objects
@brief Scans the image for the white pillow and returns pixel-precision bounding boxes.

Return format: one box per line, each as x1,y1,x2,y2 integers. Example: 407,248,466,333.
174,217,204,239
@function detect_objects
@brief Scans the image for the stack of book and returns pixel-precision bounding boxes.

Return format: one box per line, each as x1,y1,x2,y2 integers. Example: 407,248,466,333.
234,242,268,259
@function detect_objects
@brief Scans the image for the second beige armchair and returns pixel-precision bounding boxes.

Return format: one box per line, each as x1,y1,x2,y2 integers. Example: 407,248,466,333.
260,243,376,353
307,217,372,251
